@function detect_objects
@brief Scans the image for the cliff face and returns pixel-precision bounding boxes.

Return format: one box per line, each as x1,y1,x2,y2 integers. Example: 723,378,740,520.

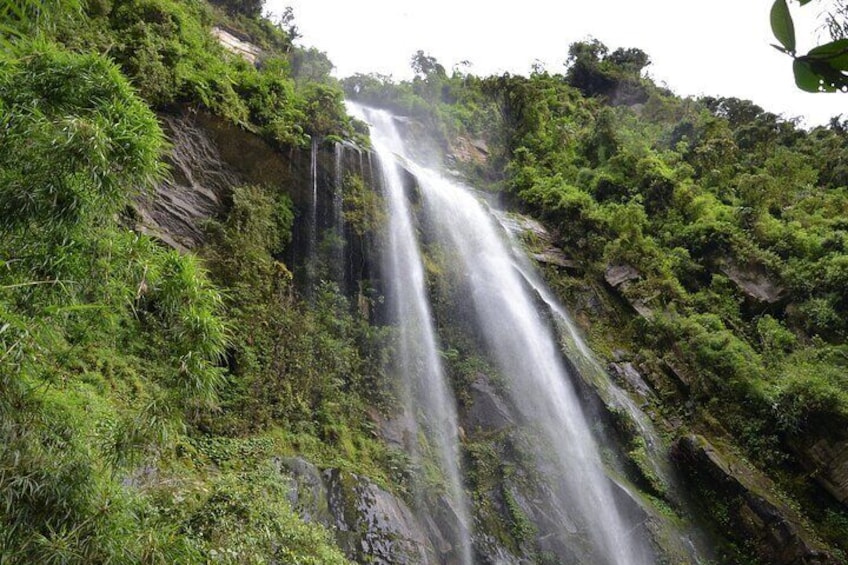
139,106,845,565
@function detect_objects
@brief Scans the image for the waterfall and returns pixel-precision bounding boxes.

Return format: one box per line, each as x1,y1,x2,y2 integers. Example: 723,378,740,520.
307,135,319,293
348,103,474,564
350,102,657,564
490,206,678,497
333,141,347,290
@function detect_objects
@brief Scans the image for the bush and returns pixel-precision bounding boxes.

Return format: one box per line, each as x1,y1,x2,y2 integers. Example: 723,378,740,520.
0,40,164,234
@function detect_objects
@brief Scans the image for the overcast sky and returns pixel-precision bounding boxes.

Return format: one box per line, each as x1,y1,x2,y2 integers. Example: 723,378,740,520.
266,0,846,127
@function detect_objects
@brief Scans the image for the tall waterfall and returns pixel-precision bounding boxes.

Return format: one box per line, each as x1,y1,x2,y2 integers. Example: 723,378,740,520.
349,102,656,564
348,103,474,564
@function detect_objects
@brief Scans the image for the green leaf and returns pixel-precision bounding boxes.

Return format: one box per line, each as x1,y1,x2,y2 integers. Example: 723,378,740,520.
794,59,821,92
808,39,848,71
798,0,813,5
809,60,848,91
771,0,796,53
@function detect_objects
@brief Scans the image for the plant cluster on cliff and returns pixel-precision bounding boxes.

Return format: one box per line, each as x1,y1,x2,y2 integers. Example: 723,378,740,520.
0,1,384,562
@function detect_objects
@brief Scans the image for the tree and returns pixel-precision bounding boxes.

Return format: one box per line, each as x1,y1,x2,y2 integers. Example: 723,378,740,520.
565,40,650,104
770,0,848,91
411,49,446,79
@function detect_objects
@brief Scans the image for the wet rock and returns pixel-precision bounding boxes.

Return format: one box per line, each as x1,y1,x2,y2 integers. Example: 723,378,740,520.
495,211,580,272
467,374,515,432
274,456,332,524
276,457,442,564
369,407,416,451
672,435,839,564
323,468,436,564
529,249,578,270
473,537,527,565
610,362,653,400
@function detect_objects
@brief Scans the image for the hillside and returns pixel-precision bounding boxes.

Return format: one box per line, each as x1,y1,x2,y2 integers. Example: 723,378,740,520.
1,1,847,564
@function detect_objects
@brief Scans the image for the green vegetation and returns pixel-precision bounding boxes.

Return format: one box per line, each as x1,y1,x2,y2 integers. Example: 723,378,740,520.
0,2,389,563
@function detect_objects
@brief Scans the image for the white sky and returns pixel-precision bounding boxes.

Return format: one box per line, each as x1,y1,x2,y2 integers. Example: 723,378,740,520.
266,0,846,127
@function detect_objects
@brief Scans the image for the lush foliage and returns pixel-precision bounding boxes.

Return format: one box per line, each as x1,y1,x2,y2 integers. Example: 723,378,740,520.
28,0,355,146
0,3,386,563
5,0,848,559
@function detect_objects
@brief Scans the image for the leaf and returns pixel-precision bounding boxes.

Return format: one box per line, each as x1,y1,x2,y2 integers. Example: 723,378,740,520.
794,59,822,92
808,39,848,70
798,0,813,5
771,0,796,53
809,59,848,91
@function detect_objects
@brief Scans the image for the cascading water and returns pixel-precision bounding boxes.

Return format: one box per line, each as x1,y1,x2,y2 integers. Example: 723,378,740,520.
417,168,653,565
350,102,656,564
491,208,678,497
347,103,474,564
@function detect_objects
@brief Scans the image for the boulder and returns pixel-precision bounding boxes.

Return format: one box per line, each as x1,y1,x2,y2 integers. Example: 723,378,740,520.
276,457,449,564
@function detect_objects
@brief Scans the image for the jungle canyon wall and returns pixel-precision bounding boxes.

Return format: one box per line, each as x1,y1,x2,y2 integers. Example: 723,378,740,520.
138,100,845,564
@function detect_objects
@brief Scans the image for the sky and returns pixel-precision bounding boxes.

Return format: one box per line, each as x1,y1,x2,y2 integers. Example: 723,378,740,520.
266,0,846,127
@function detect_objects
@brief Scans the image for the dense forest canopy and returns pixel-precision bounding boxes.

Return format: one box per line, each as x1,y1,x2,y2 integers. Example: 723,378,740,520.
1,0,847,563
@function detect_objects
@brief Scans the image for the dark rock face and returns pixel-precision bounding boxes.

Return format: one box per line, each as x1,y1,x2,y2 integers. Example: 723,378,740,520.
276,457,459,565
135,113,238,251
135,110,379,303
134,110,301,251
672,435,839,565
719,259,786,305
467,374,515,432
792,435,848,505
